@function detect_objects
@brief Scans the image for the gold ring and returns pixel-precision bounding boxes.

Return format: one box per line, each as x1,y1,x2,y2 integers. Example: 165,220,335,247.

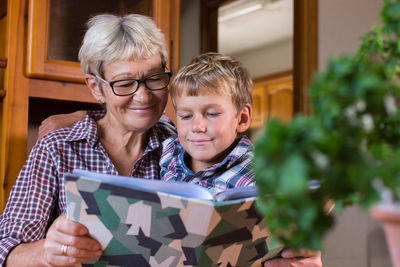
61,244,68,256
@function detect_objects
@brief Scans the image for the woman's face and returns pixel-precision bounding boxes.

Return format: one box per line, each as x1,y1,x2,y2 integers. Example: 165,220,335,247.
100,54,168,133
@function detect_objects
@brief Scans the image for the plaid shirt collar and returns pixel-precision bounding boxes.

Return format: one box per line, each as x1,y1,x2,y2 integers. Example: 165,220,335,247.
173,136,253,176
64,114,99,146
64,114,164,154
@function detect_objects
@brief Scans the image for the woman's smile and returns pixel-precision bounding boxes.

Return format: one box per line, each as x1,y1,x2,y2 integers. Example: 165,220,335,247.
128,105,154,113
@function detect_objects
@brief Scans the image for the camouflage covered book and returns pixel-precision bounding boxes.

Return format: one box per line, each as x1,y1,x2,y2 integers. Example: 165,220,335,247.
65,169,281,267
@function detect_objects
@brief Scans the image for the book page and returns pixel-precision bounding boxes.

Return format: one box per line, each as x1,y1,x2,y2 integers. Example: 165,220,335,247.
213,186,258,202
71,169,215,200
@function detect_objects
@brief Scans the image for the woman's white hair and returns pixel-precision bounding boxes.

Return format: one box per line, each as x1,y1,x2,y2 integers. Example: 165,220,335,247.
79,14,168,77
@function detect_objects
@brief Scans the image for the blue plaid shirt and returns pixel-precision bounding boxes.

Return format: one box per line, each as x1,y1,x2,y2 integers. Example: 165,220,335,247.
160,136,255,194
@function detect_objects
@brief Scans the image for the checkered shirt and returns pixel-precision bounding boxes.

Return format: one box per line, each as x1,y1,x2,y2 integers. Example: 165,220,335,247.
160,135,255,195
0,111,176,264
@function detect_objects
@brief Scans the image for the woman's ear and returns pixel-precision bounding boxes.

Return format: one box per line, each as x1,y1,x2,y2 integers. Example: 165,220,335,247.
236,104,252,133
85,74,105,103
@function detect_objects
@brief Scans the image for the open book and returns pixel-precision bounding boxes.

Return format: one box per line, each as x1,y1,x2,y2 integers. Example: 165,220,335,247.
65,170,282,267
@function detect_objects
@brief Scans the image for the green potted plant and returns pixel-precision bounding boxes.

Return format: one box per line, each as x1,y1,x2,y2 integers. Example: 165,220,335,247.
253,0,400,265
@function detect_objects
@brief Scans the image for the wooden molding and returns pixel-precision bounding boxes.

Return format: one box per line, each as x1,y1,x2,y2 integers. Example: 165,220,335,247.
26,0,85,83
29,79,96,103
0,0,6,19
0,90,5,99
200,0,226,53
1,0,30,210
293,0,318,115
154,0,180,123
0,58,6,68
253,70,293,83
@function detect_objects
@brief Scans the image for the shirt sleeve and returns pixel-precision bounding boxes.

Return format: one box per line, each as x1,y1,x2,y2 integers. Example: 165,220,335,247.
159,136,179,181
0,139,59,264
157,115,177,140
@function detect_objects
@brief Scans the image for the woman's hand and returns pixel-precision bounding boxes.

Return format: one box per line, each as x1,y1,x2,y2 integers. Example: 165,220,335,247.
264,249,322,267
5,216,102,267
38,110,86,140
42,215,103,266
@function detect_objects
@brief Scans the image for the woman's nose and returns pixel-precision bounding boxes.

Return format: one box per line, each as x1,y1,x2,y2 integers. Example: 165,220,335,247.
133,83,152,103
192,116,206,132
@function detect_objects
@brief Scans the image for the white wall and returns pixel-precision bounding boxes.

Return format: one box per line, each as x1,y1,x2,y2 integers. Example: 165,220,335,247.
318,1,391,267
180,0,200,66
318,0,382,69
232,38,292,78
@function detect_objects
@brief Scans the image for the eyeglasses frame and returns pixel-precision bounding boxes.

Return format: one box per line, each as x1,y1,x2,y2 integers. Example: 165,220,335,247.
93,71,172,96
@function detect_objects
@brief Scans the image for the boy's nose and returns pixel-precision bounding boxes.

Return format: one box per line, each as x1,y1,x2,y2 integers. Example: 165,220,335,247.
192,116,206,132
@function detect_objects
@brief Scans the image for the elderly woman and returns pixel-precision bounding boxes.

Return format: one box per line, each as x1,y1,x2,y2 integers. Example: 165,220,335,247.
0,14,322,267
0,14,175,266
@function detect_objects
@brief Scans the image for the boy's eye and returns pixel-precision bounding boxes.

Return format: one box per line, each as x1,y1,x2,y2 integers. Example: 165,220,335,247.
206,112,220,118
178,114,192,120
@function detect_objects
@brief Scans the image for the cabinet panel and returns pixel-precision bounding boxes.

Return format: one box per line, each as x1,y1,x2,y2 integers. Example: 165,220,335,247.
250,71,293,129
47,0,153,63
267,80,293,123
26,0,178,85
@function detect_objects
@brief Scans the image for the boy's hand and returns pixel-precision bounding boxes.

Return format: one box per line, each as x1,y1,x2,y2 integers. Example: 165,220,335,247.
38,110,86,140
264,249,322,267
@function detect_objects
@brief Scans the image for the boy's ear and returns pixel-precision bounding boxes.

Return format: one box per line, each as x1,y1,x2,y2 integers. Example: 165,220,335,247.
85,74,105,103
236,104,252,133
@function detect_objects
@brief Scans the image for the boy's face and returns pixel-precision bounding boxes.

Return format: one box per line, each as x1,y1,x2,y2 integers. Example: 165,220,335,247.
175,92,250,173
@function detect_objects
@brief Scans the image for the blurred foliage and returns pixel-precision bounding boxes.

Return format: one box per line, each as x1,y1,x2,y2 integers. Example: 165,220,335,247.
254,0,400,251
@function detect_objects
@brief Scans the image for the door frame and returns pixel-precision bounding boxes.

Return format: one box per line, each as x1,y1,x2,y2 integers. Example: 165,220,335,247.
200,0,318,115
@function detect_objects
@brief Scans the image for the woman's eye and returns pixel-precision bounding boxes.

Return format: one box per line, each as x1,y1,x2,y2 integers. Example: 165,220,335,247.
148,77,162,82
115,80,136,88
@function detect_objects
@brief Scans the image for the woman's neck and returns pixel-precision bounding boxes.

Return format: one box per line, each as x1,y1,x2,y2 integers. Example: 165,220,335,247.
96,116,149,176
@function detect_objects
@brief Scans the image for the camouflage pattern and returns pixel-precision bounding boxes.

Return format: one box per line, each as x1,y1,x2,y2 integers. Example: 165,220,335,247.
65,174,279,267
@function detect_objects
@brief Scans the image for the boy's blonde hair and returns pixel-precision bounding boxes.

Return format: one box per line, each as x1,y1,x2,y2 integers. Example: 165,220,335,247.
171,52,253,112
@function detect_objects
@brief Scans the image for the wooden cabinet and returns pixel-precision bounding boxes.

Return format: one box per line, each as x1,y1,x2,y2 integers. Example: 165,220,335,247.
251,71,293,129
0,0,180,210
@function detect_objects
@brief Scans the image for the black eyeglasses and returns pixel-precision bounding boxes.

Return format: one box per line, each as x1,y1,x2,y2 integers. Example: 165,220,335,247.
94,71,172,96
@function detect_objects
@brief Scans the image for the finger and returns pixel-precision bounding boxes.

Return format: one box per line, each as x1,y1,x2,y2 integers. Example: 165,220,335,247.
63,243,103,258
46,216,101,251
263,257,293,267
48,228,102,252
38,117,60,139
62,234,102,251
43,239,102,266
54,215,88,236
280,248,320,258
264,255,322,267
47,254,100,267
38,123,50,140
38,117,60,140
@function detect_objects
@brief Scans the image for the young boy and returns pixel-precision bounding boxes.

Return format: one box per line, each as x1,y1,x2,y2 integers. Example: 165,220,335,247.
159,52,255,194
